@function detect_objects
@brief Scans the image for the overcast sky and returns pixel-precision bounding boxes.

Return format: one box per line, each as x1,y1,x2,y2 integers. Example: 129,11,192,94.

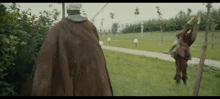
2,3,220,30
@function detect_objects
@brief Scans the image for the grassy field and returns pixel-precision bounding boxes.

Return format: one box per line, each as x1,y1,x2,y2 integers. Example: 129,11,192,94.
100,30,220,61
103,49,220,96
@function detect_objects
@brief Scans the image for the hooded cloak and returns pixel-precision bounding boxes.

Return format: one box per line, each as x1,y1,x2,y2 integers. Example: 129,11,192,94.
20,15,113,96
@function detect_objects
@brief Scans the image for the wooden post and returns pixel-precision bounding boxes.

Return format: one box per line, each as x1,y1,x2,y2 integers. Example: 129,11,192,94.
150,27,152,38
141,21,144,39
160,20,164,45
133,17,136,40
211,32,214,48
192,45,207,96
193,3,212,96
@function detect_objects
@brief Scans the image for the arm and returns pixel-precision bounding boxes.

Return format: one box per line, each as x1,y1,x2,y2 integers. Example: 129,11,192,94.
176,17,197,38
191,14,201,40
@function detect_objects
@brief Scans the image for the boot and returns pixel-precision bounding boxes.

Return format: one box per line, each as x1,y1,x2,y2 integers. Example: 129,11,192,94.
174,74,181,85
182,76,187,86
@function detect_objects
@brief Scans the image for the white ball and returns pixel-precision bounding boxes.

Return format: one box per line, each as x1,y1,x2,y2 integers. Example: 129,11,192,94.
107,37,111,41
134,39,138,43
99,41,103,45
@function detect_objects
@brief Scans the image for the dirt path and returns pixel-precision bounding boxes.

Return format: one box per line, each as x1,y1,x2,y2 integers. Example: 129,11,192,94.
101,45,220,68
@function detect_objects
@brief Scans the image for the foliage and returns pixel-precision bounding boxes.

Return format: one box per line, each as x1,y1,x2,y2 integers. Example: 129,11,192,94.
111,22,119,35
0,3,60,96
156,6,162,19
122,7,220,33
110,12,114,19
134,6,139,15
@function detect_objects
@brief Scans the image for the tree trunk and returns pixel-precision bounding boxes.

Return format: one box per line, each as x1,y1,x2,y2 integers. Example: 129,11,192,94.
141,21,144,39
211,32,214,48
161,32,163,44
192,45,207,96
150,28,152,38
193,3,211,96
133,25,135,39
160,25,163,44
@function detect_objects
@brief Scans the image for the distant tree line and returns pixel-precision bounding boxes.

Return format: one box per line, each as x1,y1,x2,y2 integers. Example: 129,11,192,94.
121,8,220,33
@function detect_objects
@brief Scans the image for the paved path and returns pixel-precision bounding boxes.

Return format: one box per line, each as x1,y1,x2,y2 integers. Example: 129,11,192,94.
101,45,220,69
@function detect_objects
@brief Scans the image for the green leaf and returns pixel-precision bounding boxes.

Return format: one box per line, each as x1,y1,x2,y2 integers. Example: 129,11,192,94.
4,38,10,44
0,73,8,79
13,50,17,55
3,48,10,52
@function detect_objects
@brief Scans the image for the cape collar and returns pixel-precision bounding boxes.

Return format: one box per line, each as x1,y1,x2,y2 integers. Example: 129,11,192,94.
65,14,87,22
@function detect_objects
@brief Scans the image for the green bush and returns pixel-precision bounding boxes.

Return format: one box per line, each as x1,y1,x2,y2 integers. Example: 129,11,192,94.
0,3,60,96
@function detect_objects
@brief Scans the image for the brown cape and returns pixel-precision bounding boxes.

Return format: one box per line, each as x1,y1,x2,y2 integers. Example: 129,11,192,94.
20,18,113,96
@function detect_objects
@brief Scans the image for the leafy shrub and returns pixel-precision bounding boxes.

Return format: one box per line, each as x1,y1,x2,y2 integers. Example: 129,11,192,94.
0,3,60,96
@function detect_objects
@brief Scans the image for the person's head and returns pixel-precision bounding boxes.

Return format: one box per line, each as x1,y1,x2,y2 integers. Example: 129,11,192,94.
66,3,82,15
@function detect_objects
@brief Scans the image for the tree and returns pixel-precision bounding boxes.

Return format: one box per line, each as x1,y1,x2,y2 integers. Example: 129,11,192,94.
100,18,104,36
110,12,118,35
111,22,119,35
193,3,212,96
210,17,218,48
187,8,192,16
133,6,140,39
110,12,114,19
121,5,220,33
156,6,164,44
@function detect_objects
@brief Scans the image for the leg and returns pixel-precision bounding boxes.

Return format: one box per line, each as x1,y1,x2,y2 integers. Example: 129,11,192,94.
174,58,181,85
181,59,188,85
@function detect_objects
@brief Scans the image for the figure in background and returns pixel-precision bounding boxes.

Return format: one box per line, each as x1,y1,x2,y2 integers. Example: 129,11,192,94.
170,14,201,85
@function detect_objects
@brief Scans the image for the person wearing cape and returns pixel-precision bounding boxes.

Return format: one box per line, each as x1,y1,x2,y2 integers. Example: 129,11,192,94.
20,3,113,96
169,14,201,85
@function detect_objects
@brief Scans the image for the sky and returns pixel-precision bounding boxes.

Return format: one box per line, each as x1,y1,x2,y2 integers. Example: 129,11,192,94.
2,3,220,30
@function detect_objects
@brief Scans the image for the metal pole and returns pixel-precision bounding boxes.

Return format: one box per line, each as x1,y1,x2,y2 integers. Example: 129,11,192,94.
141,21,144,39
62,3,65,19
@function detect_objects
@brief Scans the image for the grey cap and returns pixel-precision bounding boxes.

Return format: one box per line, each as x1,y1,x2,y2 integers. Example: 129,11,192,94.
66,3,82,11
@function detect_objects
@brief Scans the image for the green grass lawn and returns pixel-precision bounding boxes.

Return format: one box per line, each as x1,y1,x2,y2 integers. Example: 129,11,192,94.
100,31,220,61
103,49,220,96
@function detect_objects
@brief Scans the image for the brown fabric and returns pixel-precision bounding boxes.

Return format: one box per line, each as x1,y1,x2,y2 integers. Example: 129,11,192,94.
20,18,113,96
174,54,188,80
171,24,200,60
